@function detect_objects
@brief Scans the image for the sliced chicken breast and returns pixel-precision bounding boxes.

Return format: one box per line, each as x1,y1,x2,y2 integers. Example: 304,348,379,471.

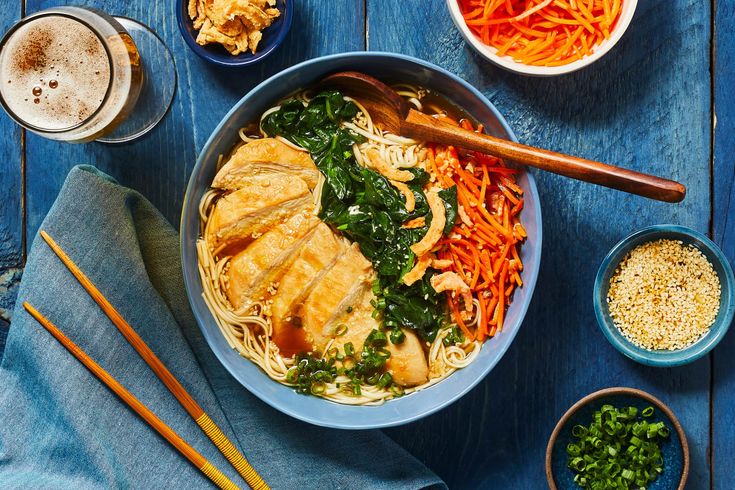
270,224,344,341
299,244,372,349
226,210,318,310
213,138,320,190
384,329,429,387
330,292,429,387
206,174,310,254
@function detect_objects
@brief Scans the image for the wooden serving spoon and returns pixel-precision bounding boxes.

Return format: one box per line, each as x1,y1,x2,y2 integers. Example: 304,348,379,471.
321,71,686,203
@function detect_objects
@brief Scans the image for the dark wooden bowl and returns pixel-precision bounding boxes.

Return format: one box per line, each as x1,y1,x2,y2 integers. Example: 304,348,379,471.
546,387,689,490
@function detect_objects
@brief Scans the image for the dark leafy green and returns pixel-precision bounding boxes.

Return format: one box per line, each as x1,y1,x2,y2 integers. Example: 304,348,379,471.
442,325,465,347
262,90,458,343
438,186,458,235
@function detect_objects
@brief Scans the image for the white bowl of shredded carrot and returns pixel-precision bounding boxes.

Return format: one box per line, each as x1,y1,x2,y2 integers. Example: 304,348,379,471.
448,0,637,76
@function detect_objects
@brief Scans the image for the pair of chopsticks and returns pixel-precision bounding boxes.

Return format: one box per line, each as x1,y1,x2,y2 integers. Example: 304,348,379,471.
24,231,269,490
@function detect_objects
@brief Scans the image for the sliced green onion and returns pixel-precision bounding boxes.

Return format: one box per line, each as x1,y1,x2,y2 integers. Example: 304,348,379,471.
566,404,671,489
389,384,404,397
390,328,406,345
572,425,588,437
569,457,586,472
344,342,354,357
333,324,348,336
285,367,299,383
376,372,392,389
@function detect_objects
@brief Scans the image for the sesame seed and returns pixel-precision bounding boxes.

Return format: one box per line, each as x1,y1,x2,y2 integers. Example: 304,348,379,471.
606,239,721,351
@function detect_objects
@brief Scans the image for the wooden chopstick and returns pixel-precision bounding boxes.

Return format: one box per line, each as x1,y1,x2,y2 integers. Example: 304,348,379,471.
23,302,240,490
39,230,268,490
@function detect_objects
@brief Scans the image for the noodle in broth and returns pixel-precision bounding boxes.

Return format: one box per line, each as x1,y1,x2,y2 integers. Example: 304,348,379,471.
197,87,485,405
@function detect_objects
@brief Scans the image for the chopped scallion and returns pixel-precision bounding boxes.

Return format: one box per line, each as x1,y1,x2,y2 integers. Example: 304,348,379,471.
566,405,670,489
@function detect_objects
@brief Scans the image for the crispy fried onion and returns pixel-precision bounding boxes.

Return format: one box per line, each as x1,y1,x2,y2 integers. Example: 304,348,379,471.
390,180,415,212
431,271,472,313
365,148,414,182
410,190,445,256
403,216,425,229
403,254,432,286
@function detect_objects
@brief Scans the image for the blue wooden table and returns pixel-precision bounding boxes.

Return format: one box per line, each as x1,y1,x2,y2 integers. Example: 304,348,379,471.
0,1,732,488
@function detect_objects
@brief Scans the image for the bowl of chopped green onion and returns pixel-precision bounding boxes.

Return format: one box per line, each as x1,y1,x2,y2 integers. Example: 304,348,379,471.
546,387,689,490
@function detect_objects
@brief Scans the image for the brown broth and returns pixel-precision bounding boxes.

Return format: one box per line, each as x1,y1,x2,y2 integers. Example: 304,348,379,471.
272,319,312,358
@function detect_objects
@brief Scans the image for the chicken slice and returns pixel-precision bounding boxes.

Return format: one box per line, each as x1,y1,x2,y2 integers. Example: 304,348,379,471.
206,174,310,254
226,210,318,310
300,244,372,349
330,291,429,387
270,224,344,342
385,329,429,387
213,138,320,191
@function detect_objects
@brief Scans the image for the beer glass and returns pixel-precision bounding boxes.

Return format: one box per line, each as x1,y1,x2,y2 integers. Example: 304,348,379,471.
0,6,176,143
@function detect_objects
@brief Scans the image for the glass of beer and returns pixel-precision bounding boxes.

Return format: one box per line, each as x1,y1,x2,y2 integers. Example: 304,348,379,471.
0,6,176,143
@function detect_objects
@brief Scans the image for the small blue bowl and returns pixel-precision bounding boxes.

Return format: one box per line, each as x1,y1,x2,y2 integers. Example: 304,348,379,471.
176,0,292,67
546,387,689,490
180,52,543,429
594,225,735,367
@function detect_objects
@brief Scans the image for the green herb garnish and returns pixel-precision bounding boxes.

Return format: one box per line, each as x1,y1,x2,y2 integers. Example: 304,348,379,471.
287,329,406,397
566,404,670,489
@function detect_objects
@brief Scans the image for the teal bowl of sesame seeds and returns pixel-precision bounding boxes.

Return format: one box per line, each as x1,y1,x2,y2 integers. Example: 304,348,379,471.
593,225,735,367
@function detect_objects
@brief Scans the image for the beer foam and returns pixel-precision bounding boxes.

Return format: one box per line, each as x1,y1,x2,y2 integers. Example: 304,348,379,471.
0,15,111,131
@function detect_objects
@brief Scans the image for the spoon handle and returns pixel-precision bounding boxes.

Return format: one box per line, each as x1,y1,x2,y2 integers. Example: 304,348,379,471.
403,109,686,203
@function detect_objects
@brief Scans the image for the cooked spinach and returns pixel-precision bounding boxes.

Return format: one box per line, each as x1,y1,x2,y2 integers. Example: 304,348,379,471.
262,90,458,343
438,186,458,235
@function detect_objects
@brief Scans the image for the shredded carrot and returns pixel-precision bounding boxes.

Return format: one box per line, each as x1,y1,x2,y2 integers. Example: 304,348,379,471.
448,293,475,341
477,295,488,341
426,120,526,342
458,0,624,67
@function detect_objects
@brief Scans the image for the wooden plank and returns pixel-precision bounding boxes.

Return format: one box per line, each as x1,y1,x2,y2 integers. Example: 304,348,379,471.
0,1,23,355
367,1,712,488
24,0,365,242
712,1,735,489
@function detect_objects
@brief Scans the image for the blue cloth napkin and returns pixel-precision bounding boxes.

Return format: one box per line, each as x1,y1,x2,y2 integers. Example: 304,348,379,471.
0,165,444,490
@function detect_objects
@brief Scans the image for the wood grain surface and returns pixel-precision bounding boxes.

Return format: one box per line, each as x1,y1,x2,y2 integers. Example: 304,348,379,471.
0,2,22,330
712,2,734,490
0,0,729,488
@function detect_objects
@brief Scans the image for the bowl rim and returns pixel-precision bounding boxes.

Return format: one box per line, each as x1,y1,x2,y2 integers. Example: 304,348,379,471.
593,224,735,367
445,0,639,76
545,387,690,490
175,0,293,67
179,51,543,429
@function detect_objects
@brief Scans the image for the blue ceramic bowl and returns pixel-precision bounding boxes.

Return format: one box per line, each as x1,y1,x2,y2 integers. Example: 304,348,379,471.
176,0,292,67
180,52,543,429
546,387,689,490
594,225,735,367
